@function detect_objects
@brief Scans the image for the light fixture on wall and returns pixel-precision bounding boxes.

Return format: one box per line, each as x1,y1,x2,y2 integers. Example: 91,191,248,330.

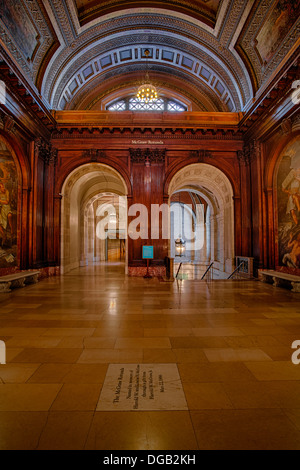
175,237,186,257
136,49,158,103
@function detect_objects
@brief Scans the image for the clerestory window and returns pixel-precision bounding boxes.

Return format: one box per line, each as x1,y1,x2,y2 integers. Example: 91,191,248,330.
107,97,187,112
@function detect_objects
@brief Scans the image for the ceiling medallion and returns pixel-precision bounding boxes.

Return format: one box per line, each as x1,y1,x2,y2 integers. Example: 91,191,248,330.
136,49,158,103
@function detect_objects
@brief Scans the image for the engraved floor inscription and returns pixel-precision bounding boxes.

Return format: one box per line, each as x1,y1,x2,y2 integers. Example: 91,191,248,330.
97,364,188,411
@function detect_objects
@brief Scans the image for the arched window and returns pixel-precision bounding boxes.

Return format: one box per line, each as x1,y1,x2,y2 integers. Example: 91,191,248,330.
107,97,187,112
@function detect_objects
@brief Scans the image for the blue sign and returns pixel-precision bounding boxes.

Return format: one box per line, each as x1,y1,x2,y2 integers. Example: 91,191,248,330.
142,246,154,259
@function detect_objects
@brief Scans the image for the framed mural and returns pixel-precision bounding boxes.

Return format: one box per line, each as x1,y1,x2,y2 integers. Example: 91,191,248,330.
255,0,300,66
0,139,18,268
0,0,39,62
277,139,300,272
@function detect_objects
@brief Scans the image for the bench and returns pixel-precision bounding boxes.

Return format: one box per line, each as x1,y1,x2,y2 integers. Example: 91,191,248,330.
258,269,300,293
0,271,40,293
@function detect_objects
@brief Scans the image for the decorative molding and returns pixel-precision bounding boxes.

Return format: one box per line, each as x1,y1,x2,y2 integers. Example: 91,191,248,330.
83,149,107,161
129,148,166,165
190,149,213,162
52,127,242,140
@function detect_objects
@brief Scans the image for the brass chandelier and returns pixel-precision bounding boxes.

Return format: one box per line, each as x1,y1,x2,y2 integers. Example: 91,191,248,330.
136,49,158,103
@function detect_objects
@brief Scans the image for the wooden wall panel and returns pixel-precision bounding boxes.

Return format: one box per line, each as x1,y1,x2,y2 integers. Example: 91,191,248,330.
128,161,167,266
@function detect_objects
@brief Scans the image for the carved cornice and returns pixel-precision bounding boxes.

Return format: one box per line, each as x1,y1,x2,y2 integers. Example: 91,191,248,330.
239,60,300,137
0,57,56,132
52,127,242,140
129,148,166,165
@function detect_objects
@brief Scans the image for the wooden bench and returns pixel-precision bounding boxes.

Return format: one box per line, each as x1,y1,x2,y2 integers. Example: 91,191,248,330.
258,269,300,293
0,271,40,293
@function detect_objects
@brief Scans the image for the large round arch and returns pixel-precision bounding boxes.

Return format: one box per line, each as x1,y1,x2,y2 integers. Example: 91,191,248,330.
60,162,128,274
168,163,235,277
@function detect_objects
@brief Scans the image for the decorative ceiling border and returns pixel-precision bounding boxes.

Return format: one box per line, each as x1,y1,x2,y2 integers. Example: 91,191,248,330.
42,4,251,106
56,44,237,112
66,66,224,112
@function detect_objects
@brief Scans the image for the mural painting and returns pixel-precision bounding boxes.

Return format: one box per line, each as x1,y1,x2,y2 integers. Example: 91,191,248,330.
255,0,300,66
0,0,39,61
277,139,300,271
0,140,18,268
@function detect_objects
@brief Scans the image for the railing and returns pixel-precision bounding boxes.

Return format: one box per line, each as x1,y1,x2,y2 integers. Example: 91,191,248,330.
175,262,183,279
227,261,246,280
175,262,213,281
201,262,214,280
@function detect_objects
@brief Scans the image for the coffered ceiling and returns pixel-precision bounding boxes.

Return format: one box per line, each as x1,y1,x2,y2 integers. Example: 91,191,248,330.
0,0,299,113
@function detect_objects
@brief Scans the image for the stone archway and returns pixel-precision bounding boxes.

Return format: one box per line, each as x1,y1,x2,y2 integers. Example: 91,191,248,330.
168,163,235,277
61,163,128,274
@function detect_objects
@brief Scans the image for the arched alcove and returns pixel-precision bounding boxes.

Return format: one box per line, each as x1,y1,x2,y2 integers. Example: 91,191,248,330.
168,163,235,277
61,163,128,274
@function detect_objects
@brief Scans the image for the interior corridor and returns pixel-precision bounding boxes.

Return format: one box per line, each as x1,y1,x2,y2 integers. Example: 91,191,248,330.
0,264,300,450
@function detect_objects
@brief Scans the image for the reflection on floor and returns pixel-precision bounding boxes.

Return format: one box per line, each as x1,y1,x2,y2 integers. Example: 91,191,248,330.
0,262,300,450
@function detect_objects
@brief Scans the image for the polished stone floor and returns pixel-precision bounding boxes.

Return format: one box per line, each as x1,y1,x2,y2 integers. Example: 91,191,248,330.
0,262,300,450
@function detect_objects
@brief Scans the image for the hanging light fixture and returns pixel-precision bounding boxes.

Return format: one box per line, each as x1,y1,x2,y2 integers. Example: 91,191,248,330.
175,237,186,257
136,49,158,103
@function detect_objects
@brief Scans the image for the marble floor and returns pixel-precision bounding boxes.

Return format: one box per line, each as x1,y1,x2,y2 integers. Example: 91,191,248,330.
0,262,300,450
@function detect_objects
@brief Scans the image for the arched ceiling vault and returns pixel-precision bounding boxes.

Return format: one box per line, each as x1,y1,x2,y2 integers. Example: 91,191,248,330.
1,1,299,114
43,6,251,112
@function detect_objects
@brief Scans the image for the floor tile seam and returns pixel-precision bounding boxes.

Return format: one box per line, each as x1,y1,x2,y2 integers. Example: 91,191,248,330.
34,411,50,450
280,407,300,434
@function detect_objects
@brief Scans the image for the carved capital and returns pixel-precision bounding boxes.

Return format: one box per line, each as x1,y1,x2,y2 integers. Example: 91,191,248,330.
34,137,57,166
0,111,15,134
237,149,247,165
241,139,260,166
